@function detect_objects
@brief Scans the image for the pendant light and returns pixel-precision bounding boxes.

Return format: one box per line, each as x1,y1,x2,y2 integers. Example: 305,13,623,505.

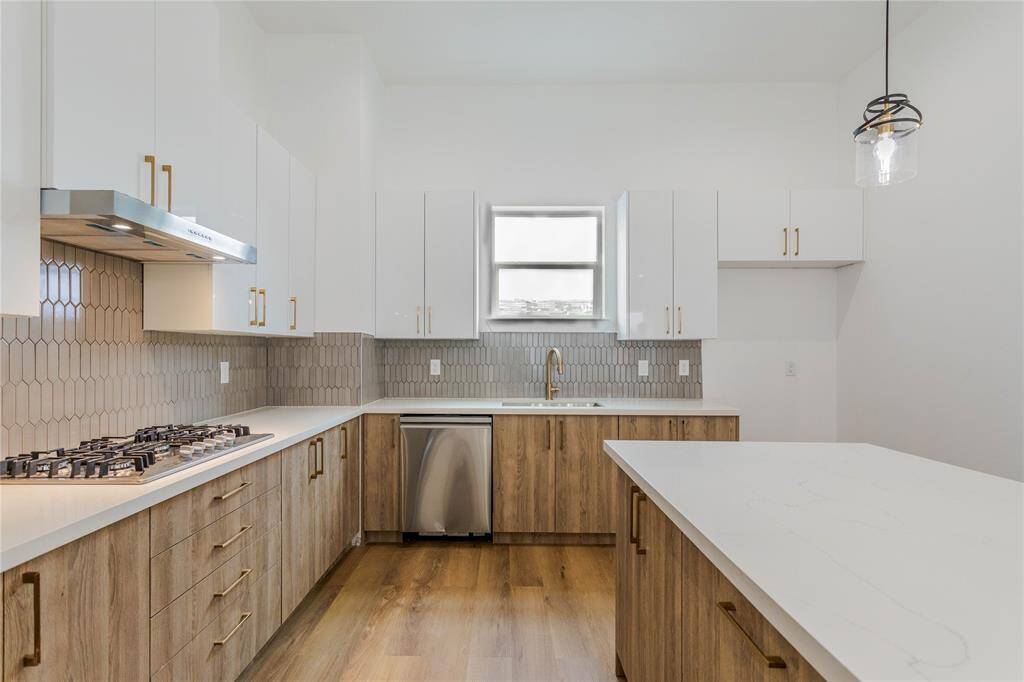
853,0,923,187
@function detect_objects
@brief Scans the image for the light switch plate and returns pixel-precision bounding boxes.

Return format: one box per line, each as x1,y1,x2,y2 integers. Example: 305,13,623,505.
785,360,797,377
430,359,441,376
219,361,230,384
678,359,690,377
638,360,649,377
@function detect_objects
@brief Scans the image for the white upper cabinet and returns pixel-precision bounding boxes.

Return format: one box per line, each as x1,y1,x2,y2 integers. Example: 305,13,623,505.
45,1,156,201
288,159,316,336
1,0,42,317
256,129,292,335
424,190,477,339
375,191,426,339
789,189,864,263
617,191,675,339
153,1,220,224
375,190,478,340
672,191,718,339
617,190,718,340
718,189,863,267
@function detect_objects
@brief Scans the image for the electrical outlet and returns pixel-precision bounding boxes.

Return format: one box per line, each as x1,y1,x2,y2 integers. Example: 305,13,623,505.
219,361,230,384
785,360,797,377
430,359,441,376
638,360,649,377
678,359,690,377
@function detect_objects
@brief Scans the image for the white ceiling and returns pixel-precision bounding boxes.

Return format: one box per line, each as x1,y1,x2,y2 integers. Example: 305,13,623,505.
246,1,933,85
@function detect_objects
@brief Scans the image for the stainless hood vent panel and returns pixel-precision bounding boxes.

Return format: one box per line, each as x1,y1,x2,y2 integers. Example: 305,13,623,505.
40,189,257,264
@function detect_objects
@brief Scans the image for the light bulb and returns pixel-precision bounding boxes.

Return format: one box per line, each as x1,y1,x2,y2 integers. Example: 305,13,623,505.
872,134,897,184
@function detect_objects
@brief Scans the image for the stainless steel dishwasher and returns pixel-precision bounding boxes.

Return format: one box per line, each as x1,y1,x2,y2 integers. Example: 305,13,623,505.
400,415,492,536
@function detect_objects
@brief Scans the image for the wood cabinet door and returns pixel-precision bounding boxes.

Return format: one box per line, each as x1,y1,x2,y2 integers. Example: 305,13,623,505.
637,491,683,682
281,439,319,618
2,511,150,682
493,415,555,533
341,418,361,550
618,415,679,440
362,414,401,532
318,425,345,576
614,469,641,681
680,416,739,441
555,415,618,533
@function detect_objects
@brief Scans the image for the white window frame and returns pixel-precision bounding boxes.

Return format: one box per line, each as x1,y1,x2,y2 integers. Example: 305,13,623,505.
490,205,605,320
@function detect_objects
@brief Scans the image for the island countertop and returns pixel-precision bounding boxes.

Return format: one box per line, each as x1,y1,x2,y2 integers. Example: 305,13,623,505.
602,440,1024,681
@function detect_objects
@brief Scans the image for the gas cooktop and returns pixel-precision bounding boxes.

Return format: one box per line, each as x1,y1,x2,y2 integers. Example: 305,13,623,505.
0,424,273,485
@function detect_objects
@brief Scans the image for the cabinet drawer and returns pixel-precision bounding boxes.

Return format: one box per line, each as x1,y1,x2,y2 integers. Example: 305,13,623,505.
151,561,281,682
151,486,281,615
151,452,281,556
715,572,824,681
150,525,281,674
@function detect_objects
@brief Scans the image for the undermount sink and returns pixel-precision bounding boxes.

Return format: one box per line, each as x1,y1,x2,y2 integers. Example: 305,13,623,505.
502,400,602,408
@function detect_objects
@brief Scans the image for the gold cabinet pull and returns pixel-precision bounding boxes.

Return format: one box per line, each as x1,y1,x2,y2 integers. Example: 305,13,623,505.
794,227,800,256
249,287,258,326
677,306,682,335
258,289,267,327
144,155,156,206
340,426,348,459
783,227,789,256
213,568,252,598
665,306,670,334
717,602,787,669
629,486,640,546
428,306,432,334
416,306,421,334
22,571,41,667
289,296,297,331
559,419,565,451
213,524,252,549
315,437,324,477
214,481,252,501
213,611,252,646
308,441,318,480
161,164,173,213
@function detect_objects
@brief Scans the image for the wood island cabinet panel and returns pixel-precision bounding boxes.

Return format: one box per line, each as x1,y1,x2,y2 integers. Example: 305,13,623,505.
614,469,641,681
637,488,683,682
493,415,556,533
555,415,618,534
362,414,401,532
2,511,150,682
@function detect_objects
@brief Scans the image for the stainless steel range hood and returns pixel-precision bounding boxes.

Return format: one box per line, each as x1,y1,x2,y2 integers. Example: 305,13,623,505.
40,189,257,264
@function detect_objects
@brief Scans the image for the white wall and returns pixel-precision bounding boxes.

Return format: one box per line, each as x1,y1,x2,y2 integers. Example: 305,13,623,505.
378,82,844,440
836,2,1023,479
263,34,380,334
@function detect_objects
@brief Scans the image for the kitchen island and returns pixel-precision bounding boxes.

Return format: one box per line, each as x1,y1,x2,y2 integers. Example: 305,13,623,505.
603,440,1023,681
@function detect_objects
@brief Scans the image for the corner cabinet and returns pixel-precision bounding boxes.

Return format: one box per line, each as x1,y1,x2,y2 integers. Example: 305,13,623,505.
718,189,863,267
374,190,478,339
617,190,718,340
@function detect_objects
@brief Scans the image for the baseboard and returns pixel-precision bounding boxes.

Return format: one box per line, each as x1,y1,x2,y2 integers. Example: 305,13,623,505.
492,532,615,546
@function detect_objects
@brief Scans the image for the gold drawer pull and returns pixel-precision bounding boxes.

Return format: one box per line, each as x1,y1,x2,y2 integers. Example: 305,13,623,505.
214,568,253,598
213,611,252,646
717,602,787,669
213,524,252,549
214,481,252,501
22,571,41,667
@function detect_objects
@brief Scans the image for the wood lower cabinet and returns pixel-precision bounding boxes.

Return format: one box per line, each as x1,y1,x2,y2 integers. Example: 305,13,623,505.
619,415,739,441
2,511,150,682
362,413,401,532
614,466,823,681
493,415,556,533
555,415,618,534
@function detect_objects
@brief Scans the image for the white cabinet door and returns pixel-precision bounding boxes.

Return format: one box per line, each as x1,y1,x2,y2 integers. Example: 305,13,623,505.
424,190,477,339
789,189,863,262
46,1,156,200
717,190,790,263
209,97,258,334
288,158,316,336
154,1,219,224
1,0,42,316
256,129,291,334
672,191,718,339
619,191,674,340
375,191,425,339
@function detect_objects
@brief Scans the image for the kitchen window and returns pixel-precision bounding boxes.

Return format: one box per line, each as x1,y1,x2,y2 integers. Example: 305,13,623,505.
490,206,604,319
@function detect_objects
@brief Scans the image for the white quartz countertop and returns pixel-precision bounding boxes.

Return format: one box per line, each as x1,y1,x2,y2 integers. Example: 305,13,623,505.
0,398,737,571
602,440,1024,682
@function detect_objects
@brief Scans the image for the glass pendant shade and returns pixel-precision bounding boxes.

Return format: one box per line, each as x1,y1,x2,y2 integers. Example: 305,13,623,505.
854,118,919,187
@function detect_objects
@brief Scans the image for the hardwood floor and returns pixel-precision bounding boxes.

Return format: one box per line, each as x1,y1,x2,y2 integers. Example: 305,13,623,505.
240,542,617,681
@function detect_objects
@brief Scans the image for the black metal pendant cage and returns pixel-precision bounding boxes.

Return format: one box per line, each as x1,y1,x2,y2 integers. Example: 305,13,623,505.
853,93,923,140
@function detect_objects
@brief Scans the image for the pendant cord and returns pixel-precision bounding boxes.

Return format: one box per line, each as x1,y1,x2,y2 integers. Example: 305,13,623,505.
884,0,890,97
